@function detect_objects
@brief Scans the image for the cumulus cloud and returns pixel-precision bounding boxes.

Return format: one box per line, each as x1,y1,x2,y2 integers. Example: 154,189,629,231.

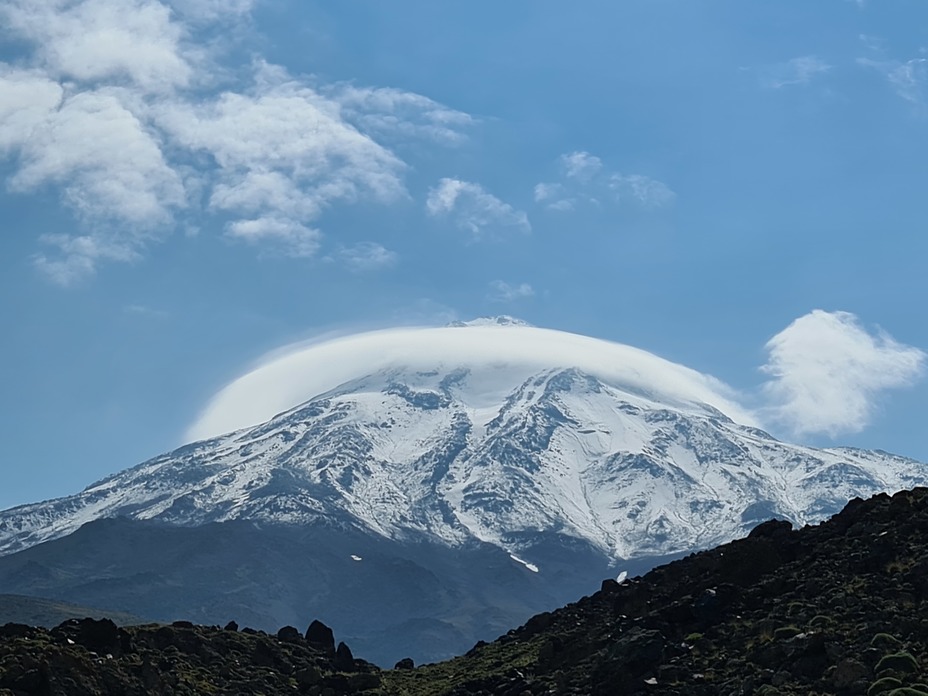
154,62,409,250
1,0,193,92
535,151,674,212
0,0,474,281
426,178,530,238
761,310,926,437
764,56,831,89
186,323,756,441
7,86,186,224
488,280,534,302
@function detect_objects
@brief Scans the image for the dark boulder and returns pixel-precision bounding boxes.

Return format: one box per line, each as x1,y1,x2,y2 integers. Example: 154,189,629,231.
276,625,301,643
305,619,335,654
335,640,355,671
54,617,124,656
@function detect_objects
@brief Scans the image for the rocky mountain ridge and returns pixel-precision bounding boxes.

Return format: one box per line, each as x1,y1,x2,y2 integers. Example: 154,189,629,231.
1,365,923,566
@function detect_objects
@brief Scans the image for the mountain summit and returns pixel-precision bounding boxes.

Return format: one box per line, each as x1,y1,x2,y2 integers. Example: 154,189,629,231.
0,321,925,663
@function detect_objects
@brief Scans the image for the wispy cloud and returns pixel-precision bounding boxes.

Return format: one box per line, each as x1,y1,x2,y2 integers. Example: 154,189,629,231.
607,174,676,208
764,55,832,89
124,303,170,319
488,280,534,302
426,178,530,238
33,233,141,287
0,0,473,283
331,242,399,272
760,310,926,437
331,85,474,145
225,217,321,258
535,151,674,212
561,151,603,182
858,57,928,105
168,0,256,23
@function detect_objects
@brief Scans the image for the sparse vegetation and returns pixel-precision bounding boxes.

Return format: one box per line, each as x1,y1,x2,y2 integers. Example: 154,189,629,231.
6,488,928,694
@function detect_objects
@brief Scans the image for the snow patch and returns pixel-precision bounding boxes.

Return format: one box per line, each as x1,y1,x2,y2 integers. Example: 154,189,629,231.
510,554,540,573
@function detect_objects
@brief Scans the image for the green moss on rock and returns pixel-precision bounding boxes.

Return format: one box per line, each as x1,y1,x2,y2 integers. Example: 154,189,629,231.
877,652,919,675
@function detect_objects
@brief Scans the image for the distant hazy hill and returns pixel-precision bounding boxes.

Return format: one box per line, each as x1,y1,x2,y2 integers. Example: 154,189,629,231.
0,593,146,628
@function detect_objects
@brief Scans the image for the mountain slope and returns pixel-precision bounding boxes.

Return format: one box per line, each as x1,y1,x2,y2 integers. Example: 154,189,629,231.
388,486,928,695
0,365,923,563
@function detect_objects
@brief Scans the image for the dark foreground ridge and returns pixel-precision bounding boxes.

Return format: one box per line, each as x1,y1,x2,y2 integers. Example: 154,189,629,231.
5,487,928,695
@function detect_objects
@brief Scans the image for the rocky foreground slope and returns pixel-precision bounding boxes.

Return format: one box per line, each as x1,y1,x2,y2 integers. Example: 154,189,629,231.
5,487,928,695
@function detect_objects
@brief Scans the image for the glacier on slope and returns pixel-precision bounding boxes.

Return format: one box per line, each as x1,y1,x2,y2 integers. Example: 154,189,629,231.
1,338,925,563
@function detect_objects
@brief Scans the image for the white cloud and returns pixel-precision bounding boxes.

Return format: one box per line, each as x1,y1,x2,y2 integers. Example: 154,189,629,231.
533,182,575,211
125,303,170,318
0,68,63,152
426,178,530,238
761,310,926,437
8,87,186,225
608,173,676,208
561,151,603,182
333,242,398,271
535,151,674,212
858,34,884,53
167,0,256,22
488,280,535,302
226,217,321,258
1,0,193,92
0,1,474,281
331,85,474,145
33,233,142,286
765,56,831,89
156,63,407,207
859,57,928,105
186,323,756,441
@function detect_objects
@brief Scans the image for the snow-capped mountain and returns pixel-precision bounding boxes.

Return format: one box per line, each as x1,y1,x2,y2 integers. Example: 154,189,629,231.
2,319,924,565
2,318,926,664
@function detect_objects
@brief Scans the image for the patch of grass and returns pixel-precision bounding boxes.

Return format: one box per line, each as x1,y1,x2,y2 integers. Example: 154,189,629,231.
382,637,541,696
871,633,903,650
869,677,903,695
773,625,802,641
876,652,918,675
808,615,834,628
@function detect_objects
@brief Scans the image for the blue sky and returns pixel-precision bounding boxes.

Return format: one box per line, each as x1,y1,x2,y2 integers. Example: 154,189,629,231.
2,0,927,509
